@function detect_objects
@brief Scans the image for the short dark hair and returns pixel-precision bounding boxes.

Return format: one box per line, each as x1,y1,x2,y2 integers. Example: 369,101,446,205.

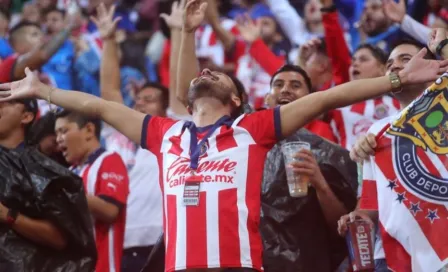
139,82,170,110
43,7,65,18
0,7,10,21
55,110,102,140
228,74,247,117
354,44,388,64
390,38,436,60
270,64,313,93
29,112,56,145
9,20,41,45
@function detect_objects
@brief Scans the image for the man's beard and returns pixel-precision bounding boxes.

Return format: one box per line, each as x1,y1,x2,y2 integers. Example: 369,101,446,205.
187,80,232,108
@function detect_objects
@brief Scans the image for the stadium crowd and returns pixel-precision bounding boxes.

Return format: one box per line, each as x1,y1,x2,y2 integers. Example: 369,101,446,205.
0,0,447,271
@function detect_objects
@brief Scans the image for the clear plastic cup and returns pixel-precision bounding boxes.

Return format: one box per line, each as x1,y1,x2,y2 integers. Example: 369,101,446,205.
281,141,311,198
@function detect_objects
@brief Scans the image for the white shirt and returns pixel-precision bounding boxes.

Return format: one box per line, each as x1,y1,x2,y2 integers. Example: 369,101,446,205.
103,126,163,248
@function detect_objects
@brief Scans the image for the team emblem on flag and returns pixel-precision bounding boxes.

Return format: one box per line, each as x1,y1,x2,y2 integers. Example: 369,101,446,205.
371,75,448,271
387,76,448,203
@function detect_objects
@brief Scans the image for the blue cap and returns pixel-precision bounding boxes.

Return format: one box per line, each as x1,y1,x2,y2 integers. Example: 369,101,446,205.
250,4,275,20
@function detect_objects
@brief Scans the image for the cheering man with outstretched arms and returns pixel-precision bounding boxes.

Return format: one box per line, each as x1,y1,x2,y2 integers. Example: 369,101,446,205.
1,0,448,271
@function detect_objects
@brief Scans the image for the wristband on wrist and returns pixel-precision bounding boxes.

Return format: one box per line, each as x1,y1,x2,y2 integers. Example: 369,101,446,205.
320,4,337,13
6,209,18,227
436,39,448,57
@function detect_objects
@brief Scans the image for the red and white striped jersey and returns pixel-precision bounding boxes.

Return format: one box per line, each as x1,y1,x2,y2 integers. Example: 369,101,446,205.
73,148,129,272
141,108,281,271
330,96,401,150
195,19,238,67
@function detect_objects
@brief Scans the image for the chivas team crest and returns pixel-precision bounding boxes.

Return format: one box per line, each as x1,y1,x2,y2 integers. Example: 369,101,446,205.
388,76,448,203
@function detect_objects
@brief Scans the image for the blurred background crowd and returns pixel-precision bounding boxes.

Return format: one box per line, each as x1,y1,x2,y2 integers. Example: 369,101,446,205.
0,0,447,271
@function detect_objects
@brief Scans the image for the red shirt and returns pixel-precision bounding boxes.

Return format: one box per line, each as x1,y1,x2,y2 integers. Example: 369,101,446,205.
0,54,18,83
75,148,129,272
141,108,281,271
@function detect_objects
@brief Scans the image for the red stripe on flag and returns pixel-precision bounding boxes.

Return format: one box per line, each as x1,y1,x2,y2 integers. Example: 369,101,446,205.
359,180,378,210
166,195,177,270
186,192,208,267
218,188,240,266
375,137,448,262
216,127,238,152
379,222,412,272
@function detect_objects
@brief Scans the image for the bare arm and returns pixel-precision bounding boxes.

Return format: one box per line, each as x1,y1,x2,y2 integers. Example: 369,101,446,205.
279,76,393,137
176,0,208,107
177,30,199,107
160,0,189,115
93,4,124,104
317,184,349,229
86,195,120,224
0,206,67,250
41,87,145,143
292,150,348,230
13,26,75,80
280,49,448,137
206,0,235,52
170,28,189,114
100,38,123,103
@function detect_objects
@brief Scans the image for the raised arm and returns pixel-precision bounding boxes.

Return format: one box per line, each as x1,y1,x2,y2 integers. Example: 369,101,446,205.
321,0,351,85
13,6,81,80
428,28,448,61
161,0,189,115
384,0,431,45
236,14,285,75
94,4,124,104
280,48,448,137
205,0,235,52
176,0,207,107
0,68,146,144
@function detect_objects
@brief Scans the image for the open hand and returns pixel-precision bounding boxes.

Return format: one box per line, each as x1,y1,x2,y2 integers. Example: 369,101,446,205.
399,48,448,85
0,68,43,102
337,210,374,236
428,28,448,55
297,38,321,68
160,0,186,30
236,13,261,43
90,3,121,40
183,0,208,33
289,149,328,191
383,0,406,24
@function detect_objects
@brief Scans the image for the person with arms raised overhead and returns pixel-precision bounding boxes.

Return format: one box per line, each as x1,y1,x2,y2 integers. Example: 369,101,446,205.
93,3,174,271
1,1,448,271
0,3,81,84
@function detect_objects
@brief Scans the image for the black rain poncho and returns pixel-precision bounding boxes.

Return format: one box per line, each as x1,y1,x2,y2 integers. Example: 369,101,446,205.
0,146,97,272
261,129,358,272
